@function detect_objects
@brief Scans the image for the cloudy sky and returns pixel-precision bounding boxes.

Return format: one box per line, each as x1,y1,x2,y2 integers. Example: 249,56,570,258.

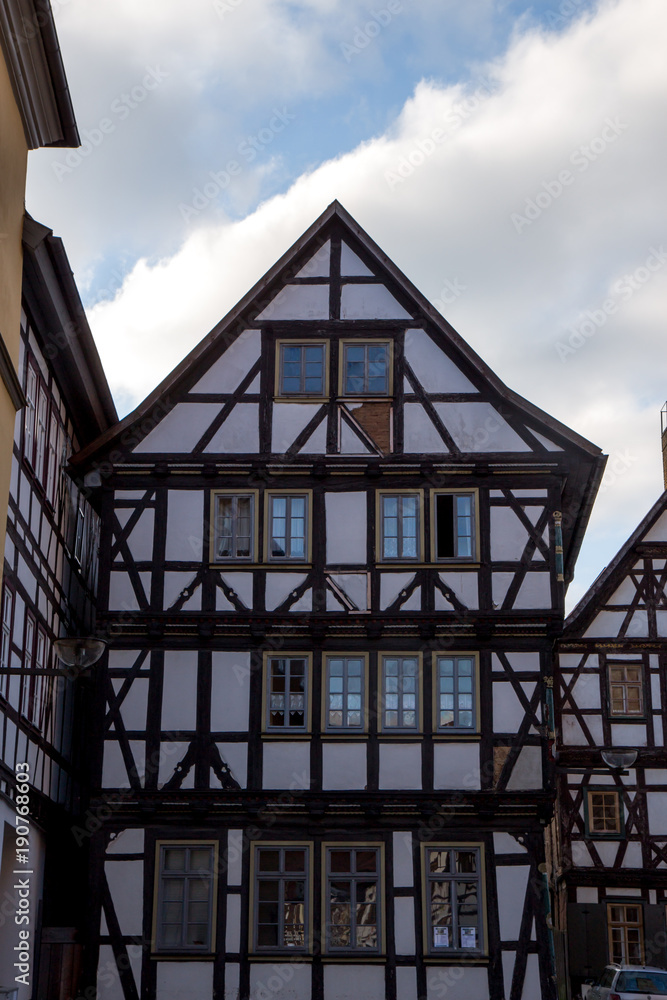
26,0,667,608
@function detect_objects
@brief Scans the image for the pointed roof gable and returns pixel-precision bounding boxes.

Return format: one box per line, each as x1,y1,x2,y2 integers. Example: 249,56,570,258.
564,490,667,636
71,201,605,580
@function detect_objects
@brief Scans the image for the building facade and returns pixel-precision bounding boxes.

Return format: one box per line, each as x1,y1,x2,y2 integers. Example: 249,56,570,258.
551,490,667,998
0,215,116,998
70,203,605,1000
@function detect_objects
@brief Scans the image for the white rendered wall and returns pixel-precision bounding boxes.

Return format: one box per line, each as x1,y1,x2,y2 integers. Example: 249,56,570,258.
326,492,367,564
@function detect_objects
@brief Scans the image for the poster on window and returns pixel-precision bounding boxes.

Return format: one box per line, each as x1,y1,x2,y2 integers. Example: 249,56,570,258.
433,927,449,948
460,927,477,949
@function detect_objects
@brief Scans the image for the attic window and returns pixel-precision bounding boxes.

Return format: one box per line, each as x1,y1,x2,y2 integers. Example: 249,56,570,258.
277,342,327,396
433,491,477,561
342,342,390,396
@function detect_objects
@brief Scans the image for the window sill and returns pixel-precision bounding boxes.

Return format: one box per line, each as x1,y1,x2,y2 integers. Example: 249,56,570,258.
150,952,216,961
274,396,330,404
322,955,386,963
433,733,481,741
262,733,311,740
424,954,488,964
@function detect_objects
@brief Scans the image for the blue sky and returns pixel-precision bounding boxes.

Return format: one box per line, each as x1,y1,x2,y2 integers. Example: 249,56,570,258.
26,0,667,607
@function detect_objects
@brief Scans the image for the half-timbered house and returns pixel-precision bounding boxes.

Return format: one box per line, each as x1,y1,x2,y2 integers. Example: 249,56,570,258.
70,201,605,1000
551,487,667,997
0,214,116,998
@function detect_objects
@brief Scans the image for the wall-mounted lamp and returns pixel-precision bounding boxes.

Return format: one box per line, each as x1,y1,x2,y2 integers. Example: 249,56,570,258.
601,749,638,770
53,637,107,676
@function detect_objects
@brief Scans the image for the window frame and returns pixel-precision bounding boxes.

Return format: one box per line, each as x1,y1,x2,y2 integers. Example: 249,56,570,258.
606,660,645,718
421,843,487,958
23,358,38,471
585,788,624,839
430,489,479,563
262,652,312,735
265,491,311,563
152,840,218,955
339,339,393,398
275,339,329,399
1,581,15,699
250,842,313,955
433,653,480,735
607,901,644,965
379,653,422,734
209,489,259,563
323,653,369,735
323,842,385,956
377,490,424,563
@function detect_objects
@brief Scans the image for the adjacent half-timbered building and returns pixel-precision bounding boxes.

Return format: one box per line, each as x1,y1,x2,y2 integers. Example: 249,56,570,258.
551,489,667,998
70,202,605,1000
0,214,116,998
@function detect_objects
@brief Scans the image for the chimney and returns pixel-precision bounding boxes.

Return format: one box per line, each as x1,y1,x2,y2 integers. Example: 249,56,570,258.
662,403,667,490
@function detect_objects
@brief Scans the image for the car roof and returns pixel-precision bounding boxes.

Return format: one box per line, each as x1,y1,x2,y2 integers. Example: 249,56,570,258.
610,964,667,973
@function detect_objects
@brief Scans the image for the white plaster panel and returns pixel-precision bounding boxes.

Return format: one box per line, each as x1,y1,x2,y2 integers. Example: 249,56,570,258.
435,589,454,610
300,418,327,453
340,418,372,453
621,842,643,867
211,651,251,731
107,829,145,855
576,887,598,903
627,610,649,637
330,573,368,611
102,740,145,788
191,329,261,393
647,793,667,832
158,742,193,789
166,491,204,561
156,962,214,1000
115,491,145,500
434,402,531,452
291,588,312,612
396,967,418,1000
111,650,144,671
216,743,248,788
340,241,372,276
380,572,415,609
506,746,542,790
266,573,308,611
493,832,527,855
439,573,478,609
531,429,563,451
393,831,414,886
327,589,346,610
257,283,329,320
644,509,667,540
521,954,540,1000
433,743,480,790
514,572,552,609
593,842,619,867
219,573,254,609
162,651,198,731
502,953,516,1000
134,403,220,453
108,571,140,611
245,373,260,393
217,588,236,611
427,965,488,1000
491,507,529,561
340,283,411,319
250,963,312,999
404,328,477,393
112,678,148,731
97,944,135,1000
492,573,514,607
324,964,385,1000
379,743,422,790
494,652,540,672
497,865,530,939
225,964,240,1000
403,403,449,453
400,587,421,610
645,769,667,785
322,743,367,789
394,896,416,955
226,893,241,952
106,860,144,935
164,572,201,610
584,611,628,638
226,830,244,886
655,717,664,745
272,403,322,453
568,674,600,710
608,576,638,604
610,724,647,747
493,682,528,733
296,240,331,277
124,508,154,562
326,492,367,564
657,610,667,636
205,403,259,453
263,742,311,790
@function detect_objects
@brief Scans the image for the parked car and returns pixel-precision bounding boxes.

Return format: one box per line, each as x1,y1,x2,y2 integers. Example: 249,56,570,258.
585,964,667,999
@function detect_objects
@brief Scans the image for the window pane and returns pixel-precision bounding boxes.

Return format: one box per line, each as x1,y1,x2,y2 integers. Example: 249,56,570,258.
164,849,186,871
258,850,280,873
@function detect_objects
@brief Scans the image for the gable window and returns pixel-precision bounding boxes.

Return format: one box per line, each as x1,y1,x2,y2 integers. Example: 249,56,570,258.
380,493,421,561
435,655,477,732
1,583,14,698
268,494,309,561
342,342,390,396
325,656,366,732
264,656,309,732
607,902,643,965
155,843,216,952
278,342,326,396
381,655,419,732
253,845,309,951
432,490,476,561
212,492,255,560
586,789,623,837
325,846,381,953
424,846,484,954
607,662,644,717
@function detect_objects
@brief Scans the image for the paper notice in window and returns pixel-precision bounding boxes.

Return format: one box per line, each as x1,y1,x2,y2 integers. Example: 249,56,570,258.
433,927,449,948
460,927,477,949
